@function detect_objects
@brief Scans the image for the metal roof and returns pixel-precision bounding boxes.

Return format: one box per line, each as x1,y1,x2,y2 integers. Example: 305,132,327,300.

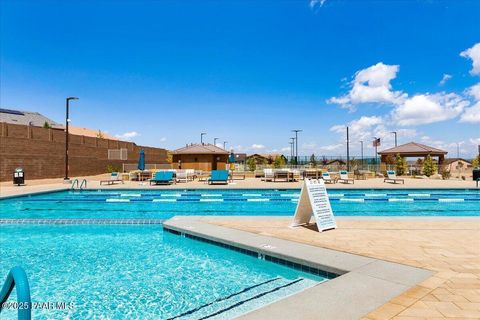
173,143,229,155
378,142,448,155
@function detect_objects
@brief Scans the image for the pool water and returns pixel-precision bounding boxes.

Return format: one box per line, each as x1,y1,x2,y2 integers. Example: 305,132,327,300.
0,188,479,220
0,225,325,319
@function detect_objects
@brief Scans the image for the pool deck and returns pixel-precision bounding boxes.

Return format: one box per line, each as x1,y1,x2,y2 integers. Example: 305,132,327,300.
1,177,479,319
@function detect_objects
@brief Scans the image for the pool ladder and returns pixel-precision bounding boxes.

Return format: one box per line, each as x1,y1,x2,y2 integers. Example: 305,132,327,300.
71,179,87,191
0,266,31,320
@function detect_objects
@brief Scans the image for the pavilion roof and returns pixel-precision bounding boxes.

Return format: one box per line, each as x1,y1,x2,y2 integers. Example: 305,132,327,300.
378,142,447,156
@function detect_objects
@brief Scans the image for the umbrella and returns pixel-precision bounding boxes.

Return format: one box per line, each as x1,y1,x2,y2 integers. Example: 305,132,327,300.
229,152,235,163
138,149,145,171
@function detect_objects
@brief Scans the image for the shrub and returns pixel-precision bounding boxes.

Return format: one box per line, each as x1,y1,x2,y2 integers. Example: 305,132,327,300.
440,165,451,180
310,154,317,167
472,155,480,167
43,121,51,129
246,157,256,171
106,164,121,173
395,153,408,176
273,155,286,168
422,154,437,177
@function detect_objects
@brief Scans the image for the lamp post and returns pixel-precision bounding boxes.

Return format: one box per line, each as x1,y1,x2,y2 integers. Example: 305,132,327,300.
223,141,228,150
290,137,295,164
391,131,397,147
360,140,364,170
292,129,302,165
346,126,350,172
200,132,206,144
64,97,79,181
214,137,219,146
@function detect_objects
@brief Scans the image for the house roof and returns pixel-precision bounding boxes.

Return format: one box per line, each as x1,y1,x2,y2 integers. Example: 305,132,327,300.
0,108,63,128
173,143,229,155
378,142,448,155
68,126,118,140
443,158,472,165
248,153,284,159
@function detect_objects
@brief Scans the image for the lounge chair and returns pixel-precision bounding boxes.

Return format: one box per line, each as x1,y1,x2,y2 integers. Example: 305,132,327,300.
207,170,229,185
384,170,404,184
100,172,124,185
322,172,336,184
338,170,354,184
263,169,274,182
176,170,189,183
150,171,174,185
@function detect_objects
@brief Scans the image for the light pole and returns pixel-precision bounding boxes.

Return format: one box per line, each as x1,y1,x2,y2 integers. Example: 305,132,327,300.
346,126,350,172
290,137,295,164
373,136,379,171
391,131,397,147
360,140,364,170
456,142,460,158
64,97,79,181
200,132,206,144
292,129,302,165
223,141,228,150
214,137,219,146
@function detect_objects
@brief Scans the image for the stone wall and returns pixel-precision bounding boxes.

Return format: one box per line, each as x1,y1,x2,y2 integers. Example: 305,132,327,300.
0,122,169,181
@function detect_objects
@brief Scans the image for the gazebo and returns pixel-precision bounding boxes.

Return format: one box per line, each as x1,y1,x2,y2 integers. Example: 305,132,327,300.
172,143,229,171
378,142,448,165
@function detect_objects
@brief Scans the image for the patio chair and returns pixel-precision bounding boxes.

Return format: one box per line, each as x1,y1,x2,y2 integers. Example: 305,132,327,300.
322,172,336,184
384,170,404,184
263,169,274,182
207,170,229,185
338,170,354,184
100,172,124,185
149,171,175,185
354,169,367,180
176,170,189,183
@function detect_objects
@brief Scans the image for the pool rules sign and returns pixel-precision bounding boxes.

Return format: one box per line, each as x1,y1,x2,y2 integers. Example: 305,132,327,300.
291,179,337,232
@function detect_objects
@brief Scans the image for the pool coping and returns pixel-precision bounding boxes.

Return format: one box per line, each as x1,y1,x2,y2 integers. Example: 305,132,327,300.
163,216,434,320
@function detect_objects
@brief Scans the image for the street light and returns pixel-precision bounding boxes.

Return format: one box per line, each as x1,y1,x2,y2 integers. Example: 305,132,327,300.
391,131,397,147
214,137,219,146
223,141,228,150
290,137,295,164
360,140,364,170
346,126,350,172
200,132,206,144
64,97,79,181
292,130,302,165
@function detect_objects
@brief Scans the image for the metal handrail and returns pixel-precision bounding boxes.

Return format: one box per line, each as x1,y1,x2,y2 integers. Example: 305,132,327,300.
0,266,31,320
70,179,79,190
79,179,87,190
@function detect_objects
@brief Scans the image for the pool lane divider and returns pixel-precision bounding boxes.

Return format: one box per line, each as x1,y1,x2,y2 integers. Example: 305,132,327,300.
0,218,165,225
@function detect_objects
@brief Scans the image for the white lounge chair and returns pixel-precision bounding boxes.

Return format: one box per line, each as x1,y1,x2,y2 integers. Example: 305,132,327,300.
263,169,274,182
100,172,124,185
176,170,189,183
384,170,404,184
322,172,336,184
338,170,354,184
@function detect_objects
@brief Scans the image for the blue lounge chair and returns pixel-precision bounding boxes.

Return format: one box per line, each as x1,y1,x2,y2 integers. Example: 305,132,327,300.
207,170,229,185
322,172,336,184
150,171,174,185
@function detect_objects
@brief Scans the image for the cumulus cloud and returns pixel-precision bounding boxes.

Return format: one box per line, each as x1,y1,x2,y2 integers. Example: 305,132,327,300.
115,131,140,140
439,74,452,86
309,0,327,8
460,83,480,123
160,137,167,142
460,42,480,75
392,93,468,126
328,62,406,110
319,144,343,151
251,144,266,150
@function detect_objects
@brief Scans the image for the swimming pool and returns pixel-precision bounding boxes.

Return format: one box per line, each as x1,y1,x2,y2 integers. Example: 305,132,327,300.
1,188,479,220
0,224,326,319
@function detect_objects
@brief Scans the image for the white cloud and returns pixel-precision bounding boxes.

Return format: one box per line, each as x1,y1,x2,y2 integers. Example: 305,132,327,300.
466,83,480,101
328,62,406,110
160,137,167,142
460,42,480,75
280,147,291,152
310,0,327,8
392,93,468,126
320,144,343,151
115,131,140,140
251,144,266,150
439,74,452,86
470,137,480,145
460,102,480,123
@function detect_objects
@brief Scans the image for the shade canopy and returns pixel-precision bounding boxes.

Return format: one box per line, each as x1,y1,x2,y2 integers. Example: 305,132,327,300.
378,142,447,157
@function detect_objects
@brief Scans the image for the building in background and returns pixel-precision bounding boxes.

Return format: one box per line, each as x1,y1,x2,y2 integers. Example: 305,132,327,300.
172,143,229,171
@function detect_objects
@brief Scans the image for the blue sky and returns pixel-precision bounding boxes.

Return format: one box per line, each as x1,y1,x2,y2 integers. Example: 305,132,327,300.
1,0,479,157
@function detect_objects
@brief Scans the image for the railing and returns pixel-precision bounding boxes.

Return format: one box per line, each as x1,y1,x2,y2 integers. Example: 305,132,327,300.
122,163,171,172
71,179,87,191
0,266,31,320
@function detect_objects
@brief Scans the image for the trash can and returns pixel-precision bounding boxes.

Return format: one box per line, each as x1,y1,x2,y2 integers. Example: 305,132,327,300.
13,168,25,186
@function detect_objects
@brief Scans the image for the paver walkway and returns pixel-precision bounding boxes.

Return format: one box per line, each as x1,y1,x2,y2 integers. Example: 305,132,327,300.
203,217,480,319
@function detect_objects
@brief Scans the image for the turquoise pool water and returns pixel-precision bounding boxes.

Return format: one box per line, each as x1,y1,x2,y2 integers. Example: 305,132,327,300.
0,225,325,319
1,188,479,219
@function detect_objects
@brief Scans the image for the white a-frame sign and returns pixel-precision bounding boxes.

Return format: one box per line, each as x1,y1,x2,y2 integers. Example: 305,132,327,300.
291,179,337,232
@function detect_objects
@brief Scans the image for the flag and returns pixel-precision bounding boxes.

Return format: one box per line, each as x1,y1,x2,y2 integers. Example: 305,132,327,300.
373,138,381,147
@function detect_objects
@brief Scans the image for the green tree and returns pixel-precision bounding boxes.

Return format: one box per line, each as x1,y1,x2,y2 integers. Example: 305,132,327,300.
472,155,480,167
422,154,437,177
310,154,317,167
96,130,104,139
273,155,286,168
43,121,51,129
395,153,408,176
246,157,256,171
